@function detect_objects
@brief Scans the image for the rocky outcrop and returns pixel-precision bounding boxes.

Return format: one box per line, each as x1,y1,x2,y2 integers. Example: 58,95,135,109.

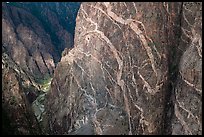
2,51,42,135
2,2,80,80
2,2,81,135
45,2,202,135
11,2,81,53
171,2,202,135
2,3,56,80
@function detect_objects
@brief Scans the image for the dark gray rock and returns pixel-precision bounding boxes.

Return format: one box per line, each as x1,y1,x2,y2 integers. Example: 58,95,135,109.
2,2,80,80
2,52,42,135
45,2,202,135
171,2,202,135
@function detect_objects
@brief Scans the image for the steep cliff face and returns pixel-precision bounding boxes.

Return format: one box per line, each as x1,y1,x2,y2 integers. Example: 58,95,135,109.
2,2,81,135
10,2,81,53
2,51,42,135
46,2,202,135
46,2,171,135
2,3,57,80
2,2,80,80
171,2,202,135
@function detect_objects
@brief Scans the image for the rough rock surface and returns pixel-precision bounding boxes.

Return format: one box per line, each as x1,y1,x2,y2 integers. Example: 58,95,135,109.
2,51,42,135
45,2,202,135
171,2,202,135
11,2,81,53
2,2,80,80
2,3,57,80
2,2,81,135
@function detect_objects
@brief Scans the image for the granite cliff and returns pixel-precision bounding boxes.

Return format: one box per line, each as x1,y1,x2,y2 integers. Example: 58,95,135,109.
2,2,80,81
2,49,42,135
2,2,80,135
2,2,202,135
45,2,202,135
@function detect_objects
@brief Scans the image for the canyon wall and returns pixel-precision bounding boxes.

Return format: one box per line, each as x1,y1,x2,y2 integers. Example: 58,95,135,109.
2,3,58,80
171,2,202,135
45,2,202,135
2,50,42,135
2,2,80,135
2,2,80,81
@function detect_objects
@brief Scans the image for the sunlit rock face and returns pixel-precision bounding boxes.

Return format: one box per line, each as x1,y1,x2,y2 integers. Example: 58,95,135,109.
45,2,202,135
46,2,202,134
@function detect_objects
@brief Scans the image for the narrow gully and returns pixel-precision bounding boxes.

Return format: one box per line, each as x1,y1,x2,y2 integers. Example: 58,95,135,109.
162,2,183,135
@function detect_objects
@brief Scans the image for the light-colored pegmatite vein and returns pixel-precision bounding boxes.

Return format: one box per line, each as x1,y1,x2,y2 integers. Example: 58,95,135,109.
80,5,134,134
181,4,202,59
89,82,104,135
78,3,166,134
83,26,128,122
127,49,139,97
132,2,138,14
77,41,117,86
174,103,193,135
85,4,126,41
181,27,202,59
179,71,202,94
90,3,162,95
127,87,151,134
137,70,159,95
174,85,202,134
87,3,164,95
181,27,202,58
183,9,193,27
176,99,196,119
163,2,170,15
86,4,118,26
126,84,156,134
82,17,133,135
191,29,202,58
70,77,96,130
103,2,158,77
80,8,124,92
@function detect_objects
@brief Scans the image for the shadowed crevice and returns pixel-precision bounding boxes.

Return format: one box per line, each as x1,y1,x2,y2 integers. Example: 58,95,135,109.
162,2,184,135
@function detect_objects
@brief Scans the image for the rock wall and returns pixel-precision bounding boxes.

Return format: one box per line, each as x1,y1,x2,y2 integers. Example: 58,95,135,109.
2,2,80,80
171,2,202,135
45,2,202,135
2,51,42,135
2,3,57,80
2,2,81,135
3,2,201,135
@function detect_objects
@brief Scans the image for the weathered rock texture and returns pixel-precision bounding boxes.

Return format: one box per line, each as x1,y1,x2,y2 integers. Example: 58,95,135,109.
2,2,80,80
171,2,202,135
2,2,81,135
2,3,57,80
10,2,81,53
2,50,42,135
45,2,202,135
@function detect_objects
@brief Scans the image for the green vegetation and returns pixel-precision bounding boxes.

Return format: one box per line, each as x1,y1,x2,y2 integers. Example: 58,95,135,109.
35,74,52,92
41,78,52,92
32,76,52,125
10,96,17,105
40,78,52,92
